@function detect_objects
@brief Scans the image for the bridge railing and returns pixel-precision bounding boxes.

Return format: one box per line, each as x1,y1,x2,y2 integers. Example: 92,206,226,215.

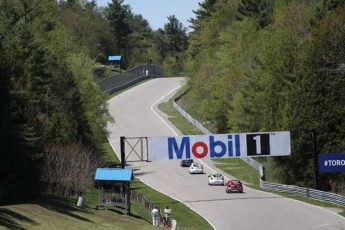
173,99,345,207
97,64,164,94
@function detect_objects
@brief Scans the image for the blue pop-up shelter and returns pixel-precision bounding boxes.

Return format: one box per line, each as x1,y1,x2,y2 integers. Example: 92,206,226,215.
94,168,133,214
108,55,122,72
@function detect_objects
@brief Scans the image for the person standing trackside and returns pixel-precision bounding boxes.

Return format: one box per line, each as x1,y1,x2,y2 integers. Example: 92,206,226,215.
164,205,171,226
151,205,159,226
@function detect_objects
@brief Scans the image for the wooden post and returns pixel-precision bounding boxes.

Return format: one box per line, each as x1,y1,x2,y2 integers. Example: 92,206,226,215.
98,181,101,209
124,183,128,215
127,182,131,215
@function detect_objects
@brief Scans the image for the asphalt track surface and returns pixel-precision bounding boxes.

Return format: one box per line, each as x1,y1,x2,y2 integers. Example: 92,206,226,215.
107,77,345,230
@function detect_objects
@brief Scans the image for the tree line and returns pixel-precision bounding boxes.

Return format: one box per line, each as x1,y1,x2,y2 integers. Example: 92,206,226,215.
2,0,344,204
185,0,345,192
0,0,188,203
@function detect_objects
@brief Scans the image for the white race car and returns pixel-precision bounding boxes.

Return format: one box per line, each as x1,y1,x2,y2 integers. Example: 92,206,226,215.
208,172,225,185
189,163,204,174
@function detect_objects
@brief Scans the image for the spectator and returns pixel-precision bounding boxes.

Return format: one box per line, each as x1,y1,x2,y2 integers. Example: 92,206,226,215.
151,205,159,226
164,205,171,226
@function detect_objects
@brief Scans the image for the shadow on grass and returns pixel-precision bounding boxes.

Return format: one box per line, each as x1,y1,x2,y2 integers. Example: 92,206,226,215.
0,208,39,229
153,200,180,206
130,187,147,190
35,196,95,223
108,207,147,221
105,162,122,168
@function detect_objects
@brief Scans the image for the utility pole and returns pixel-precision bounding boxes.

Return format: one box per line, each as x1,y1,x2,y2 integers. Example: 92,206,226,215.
311,130,319,190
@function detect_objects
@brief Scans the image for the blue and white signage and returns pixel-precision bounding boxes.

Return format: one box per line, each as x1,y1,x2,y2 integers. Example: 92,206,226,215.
319,153,345,173
147,131,291,161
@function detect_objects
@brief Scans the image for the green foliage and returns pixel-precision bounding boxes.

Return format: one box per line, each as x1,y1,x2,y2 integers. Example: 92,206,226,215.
67,53,113,148
160,15,189,74
126,14,156,66
193,0,218,20
314,0,345,22
105,0,131,64
0,0,115,202
0,0,50,203
164,15,188,53
184,0,345,192
0,0,173,205
237,0,274,28
284,4,345,188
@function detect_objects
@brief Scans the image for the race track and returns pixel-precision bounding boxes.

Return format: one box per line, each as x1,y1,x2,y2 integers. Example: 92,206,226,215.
107,77,345,230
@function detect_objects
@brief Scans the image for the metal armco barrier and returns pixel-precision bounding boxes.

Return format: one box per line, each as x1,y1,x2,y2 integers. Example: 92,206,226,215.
97,64,165,94
173,99,345,207
260,180,345,206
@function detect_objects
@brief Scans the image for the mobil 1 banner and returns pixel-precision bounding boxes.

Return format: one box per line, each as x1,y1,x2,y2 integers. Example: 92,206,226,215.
147,131,291,161
319,153,345,173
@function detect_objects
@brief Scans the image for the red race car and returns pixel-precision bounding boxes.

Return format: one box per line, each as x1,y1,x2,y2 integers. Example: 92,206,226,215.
225,179,243,193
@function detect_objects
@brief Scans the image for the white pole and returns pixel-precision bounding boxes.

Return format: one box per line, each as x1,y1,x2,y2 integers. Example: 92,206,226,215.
171,219,177,230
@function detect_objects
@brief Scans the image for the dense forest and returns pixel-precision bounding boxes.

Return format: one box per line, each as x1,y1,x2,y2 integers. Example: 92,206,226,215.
1,0,345,204
185,0,345,192
0,0,188,203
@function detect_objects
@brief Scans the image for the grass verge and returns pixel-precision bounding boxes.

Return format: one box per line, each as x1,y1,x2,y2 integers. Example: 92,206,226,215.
158,86,204,136
0,194,158,230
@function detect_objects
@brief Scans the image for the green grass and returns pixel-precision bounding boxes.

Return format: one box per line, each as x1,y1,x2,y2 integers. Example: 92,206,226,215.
130,178,212,230
101,142,121,166
0,195,158,230
158,86,204,135
212,158,261,189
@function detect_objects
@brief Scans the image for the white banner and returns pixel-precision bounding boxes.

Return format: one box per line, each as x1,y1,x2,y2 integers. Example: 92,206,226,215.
147,131,291,161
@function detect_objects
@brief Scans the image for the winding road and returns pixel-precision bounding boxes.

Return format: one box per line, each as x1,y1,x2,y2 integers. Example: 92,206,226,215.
107,77,345,230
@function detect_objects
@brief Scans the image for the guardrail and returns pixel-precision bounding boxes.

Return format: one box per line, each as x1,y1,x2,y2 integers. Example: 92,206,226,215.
97,64,164,94
173,99,345,207
260,181,345,206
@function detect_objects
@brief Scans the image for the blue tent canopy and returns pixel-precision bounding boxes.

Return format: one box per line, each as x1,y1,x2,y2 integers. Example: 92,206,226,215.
95,168,133,182
95,168,133,214
108,56,122,61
